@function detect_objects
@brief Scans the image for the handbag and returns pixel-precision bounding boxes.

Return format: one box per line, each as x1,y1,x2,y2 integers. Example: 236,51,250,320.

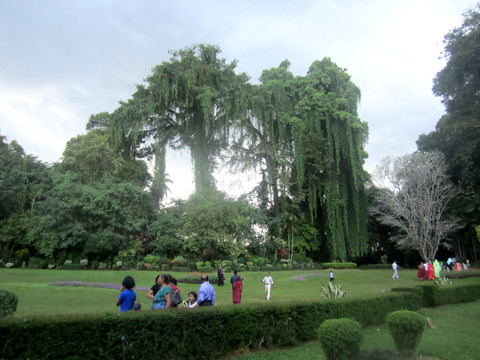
171,290,183,306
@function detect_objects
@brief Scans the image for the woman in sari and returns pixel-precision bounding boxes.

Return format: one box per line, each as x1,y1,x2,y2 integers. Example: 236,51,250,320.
428,261,435,280
152,274,171,309
417,262,425,280
232,276,243,304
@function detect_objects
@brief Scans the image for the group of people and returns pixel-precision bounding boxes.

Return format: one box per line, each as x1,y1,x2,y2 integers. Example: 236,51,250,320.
390,257,470,282
416,260,441,280
116,270,275,312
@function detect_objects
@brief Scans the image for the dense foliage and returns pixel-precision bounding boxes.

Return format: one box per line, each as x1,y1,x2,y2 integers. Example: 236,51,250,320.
417,4,480,263
316,318,363,360
386,310,426,358
0,290,18,317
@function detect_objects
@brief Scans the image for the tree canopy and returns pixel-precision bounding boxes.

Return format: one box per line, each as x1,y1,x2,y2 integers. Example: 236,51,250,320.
1,44,371,266
372,151,459,261
417,4,480,262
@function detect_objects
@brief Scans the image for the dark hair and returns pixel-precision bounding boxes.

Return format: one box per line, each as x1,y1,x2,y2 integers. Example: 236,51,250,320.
233,270,238,274
122,276,135,289
160,274,170,284
155,274,160,283
201,274,209,282
188,291,198,300
166,274,178,285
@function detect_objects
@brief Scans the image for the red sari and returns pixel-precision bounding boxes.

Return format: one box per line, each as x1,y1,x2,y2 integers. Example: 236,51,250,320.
428,262,435,280
232,276,243,304
417,263,425,280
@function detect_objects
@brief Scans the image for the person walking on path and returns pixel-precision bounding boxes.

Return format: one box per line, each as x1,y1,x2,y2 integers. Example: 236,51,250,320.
392,261,399,279
197,274,216,306
262,271,274,300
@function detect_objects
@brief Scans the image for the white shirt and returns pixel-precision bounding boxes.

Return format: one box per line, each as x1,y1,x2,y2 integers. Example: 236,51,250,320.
263,276,274,285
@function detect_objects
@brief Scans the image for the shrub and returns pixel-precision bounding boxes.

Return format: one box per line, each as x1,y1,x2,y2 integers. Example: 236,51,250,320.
0,290,18,317
172,256,186,267
320,282,346,298
27,256,48,269
321,262,357,269
61,263,82,270
316,318,363,360
5,262,14,268
144,254,160,266
195,261,214,273
386,310,426,358
359,263,392,270
434,275,452,286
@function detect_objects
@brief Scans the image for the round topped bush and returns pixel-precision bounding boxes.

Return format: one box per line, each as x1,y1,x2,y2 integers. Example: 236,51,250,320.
386,310,426,358
0,289,18,317
316,318,363,360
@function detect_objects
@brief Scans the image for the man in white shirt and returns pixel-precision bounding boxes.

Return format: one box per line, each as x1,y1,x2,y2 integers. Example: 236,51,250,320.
262,271,274,300
392,261,399,279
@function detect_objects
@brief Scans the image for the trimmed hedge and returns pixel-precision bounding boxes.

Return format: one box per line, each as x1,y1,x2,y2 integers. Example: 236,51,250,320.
321,262,357,269
1,282,479,359
0,291,419,360
419,283,480,307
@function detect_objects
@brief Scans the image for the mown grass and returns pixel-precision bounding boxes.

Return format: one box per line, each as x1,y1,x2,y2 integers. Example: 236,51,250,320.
1,268,480,359
229,301,480,360
1,268,479,316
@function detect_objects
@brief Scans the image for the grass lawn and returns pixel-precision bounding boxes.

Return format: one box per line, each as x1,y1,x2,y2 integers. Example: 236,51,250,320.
1,268,479,359
227,300,480,360
0,267,444,316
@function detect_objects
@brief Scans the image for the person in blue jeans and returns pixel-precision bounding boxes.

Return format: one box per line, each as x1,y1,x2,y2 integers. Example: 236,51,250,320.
116,275,137,312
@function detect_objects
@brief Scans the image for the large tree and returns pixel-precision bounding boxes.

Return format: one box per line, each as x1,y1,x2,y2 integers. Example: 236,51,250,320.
103,44,250,195
417,4,480,261
230,58,369,261
371,151,459,261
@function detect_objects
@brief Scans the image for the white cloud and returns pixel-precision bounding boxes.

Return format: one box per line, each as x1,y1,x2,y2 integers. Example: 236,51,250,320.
0,84,86,162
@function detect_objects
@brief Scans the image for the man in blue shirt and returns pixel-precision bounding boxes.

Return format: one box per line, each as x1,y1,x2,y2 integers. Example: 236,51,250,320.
197,274,216,306
230,270,238,286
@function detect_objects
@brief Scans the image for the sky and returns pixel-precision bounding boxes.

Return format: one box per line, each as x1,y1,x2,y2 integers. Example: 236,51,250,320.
0,0,477,199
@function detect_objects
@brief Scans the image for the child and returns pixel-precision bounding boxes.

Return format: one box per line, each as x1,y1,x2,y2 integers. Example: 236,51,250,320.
116,275,137,312
187,291,198,308
329,270,334,282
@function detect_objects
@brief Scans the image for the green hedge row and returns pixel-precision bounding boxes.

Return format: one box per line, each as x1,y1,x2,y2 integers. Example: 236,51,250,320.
0,291,419,360
1,283,479,360
321,262,357,269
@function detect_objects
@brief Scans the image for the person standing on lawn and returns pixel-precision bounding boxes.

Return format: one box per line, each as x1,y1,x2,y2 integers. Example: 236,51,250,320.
392,261,399,279
197,274,216,306
116,275,137,312
152,274,172,309
217,265,225,286
262,271,274,300
230,269,238,286
232,275,243,304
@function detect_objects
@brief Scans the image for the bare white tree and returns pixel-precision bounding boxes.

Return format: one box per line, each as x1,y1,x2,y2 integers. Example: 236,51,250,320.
371,151,459,261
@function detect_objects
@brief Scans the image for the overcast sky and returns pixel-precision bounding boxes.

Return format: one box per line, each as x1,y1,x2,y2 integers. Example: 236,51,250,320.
0,0,476,199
